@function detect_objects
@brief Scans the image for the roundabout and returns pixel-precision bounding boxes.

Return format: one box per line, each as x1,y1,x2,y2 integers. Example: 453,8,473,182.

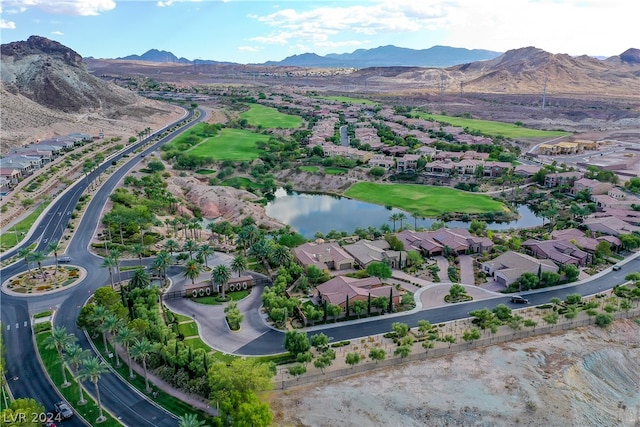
1,265,88,297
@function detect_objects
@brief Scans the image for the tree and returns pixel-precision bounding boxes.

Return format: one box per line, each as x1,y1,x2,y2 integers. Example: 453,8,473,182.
183,259,202,286
152,250,171,285
543,312,559,325
78,357,110,423
64,343,91,404
369,347,386,364
594,313,614,328
366,262,392,280
563,264,580,282
1,398,45,427
284,331,310,356
131,243,146,266
288,363,307,379
306,265,324,285
178,413,206,427
231,254,248,277
310,332,329,350
345,352,362,368
406,250,424,267
208,358,273,427
44,326,77,387
165,239,180,257
394,344,412,359
518,272,539,291
30,251,46,278
392,322,410,337
103,313,124,366
352,300,367,318
388,213,401,232
443,334,456,348
101,256,117,290
492,304,512,321
212,264,231,299
47,241,62,275
17,247,33,277
198,244,214,269
129,267,151,290
422,340,435,354
462,328,481,346
115,326,138,379
447,283,467,300
131,337,154,392
595,240,612,258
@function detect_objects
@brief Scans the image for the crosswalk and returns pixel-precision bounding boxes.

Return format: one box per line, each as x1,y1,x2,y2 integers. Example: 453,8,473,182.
5,321,30,331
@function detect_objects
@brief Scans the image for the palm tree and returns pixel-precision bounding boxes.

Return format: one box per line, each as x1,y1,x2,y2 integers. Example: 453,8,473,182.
231,255,247,278
64,343,91,404
109,249,123,286
129,268,151,290
183,259,202,286
212,264,231,299
152,251,171,285
271,245,292,267
30,251,46,278
78,357,110,423
103,313,124,366
47,241,62,275
90,305,110,351
178,413,206,427
165,239,180,259
131,338,154,393
388,213,401,232
44,326,77,387
130,243,145,266
183,240,199,260
17,247,33,277
101,256,117,289
397,213,407,230
115,326,138,379
198,244,214,269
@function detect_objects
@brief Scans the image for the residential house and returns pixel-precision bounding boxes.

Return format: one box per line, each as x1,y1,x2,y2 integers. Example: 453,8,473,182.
317,276,401,309
481,251,558,287
583,216,640,237
396,154,421,172
483,161,513,178
514,164,542,180
537,141,581,155
544,171,583,188
0,168,22,185
571,178,613,197
293,242,355,271
342,239,405,269
550,228,622,253
521,239,589,266
396,228,493,257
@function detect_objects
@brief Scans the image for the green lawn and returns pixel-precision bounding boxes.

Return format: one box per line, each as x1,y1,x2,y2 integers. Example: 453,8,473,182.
316,95,378,106
299,165,319,173
239,104,303,129
414,112,569,139
0,202,49,251
195,169,216,175
222,176,267,191
36,330,123,427
344,182,507,217
178,321,199,337
191,290,250,305
324,167,348,175
187,128,270,161
183,337,212,352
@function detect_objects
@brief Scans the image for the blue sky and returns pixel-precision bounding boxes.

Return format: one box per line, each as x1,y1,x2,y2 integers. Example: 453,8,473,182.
1,0,637,63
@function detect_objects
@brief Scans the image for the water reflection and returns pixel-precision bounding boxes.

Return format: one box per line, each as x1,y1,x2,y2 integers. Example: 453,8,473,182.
265,188,544,238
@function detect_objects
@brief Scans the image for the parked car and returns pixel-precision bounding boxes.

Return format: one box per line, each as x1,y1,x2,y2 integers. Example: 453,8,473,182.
54,401,73,419
510,295,529,304
59,256,72,263
612,264,622,271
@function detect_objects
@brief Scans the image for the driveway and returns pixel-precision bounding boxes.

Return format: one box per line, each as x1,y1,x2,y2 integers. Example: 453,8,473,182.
433,256,450,282
458,254,475,285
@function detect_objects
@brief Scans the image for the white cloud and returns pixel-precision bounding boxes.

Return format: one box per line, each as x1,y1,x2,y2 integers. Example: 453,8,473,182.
1,19,16,29
51,30,64,35
238,46,258,53
2,0,116,16
157,0,201,7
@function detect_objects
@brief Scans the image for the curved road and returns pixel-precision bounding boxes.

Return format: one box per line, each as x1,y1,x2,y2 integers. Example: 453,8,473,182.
1,107,204,427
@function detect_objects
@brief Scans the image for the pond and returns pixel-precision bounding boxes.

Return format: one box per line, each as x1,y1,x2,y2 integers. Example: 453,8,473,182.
265,188,544,238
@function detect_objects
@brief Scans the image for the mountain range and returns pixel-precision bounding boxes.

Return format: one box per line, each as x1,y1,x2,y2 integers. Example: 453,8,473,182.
115,45,502,68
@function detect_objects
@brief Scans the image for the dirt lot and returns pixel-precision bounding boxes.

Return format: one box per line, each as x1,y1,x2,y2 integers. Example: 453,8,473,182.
269,320,640,427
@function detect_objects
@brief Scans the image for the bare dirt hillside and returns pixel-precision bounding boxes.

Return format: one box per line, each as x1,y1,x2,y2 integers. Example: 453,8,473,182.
269,320,640,427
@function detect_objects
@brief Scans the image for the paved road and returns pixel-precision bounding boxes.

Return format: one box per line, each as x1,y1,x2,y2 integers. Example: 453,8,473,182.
1,107,204,426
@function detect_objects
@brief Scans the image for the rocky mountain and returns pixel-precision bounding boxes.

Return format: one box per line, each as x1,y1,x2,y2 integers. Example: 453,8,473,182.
1,35,137,112
354,46,640,96
264,45,502,68
117,48,191,64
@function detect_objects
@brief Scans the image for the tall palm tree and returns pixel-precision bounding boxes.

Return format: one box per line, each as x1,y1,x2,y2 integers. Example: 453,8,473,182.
103,313,124,366
47,241,62,275
101,256,117,289
44,326,77,387
231,255,247,278
131,338,154,393
178,413,206,427
90,305,110,351
165,239,180,259
17,247,33,277
109,249,123,286
271,244,292,267
152,250,171,285
64,343,91,404
198,244,214,269
179,217,189,239
130,243,145,266
183,240,199,260
30,251,46,278
115,326,138,379
212,264,231,299
397,213,407,231
129,268,151,290
78,357,110,423
183,259,202,286
388,213,401,232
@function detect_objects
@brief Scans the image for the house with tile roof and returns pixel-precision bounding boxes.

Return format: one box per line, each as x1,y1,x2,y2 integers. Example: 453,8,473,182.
396,228,493,257
521,239,589,266
293,242,355,271
316,276,400,309
342,239,406,269
481,251,558,287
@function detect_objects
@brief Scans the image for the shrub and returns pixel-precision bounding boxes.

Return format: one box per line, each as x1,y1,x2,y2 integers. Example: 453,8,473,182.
594,313,614,328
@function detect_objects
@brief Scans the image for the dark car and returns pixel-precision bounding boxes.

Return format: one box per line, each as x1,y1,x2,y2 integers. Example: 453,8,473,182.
59,256,72,263
54,401,73,419
612,264,622,271
510,295,529,304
